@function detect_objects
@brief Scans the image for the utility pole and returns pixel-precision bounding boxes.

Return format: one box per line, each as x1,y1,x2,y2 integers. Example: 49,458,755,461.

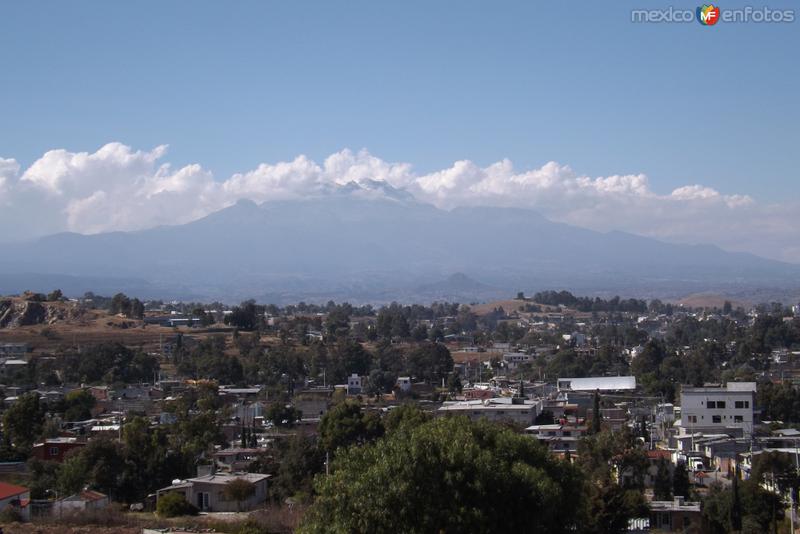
793,438,799,534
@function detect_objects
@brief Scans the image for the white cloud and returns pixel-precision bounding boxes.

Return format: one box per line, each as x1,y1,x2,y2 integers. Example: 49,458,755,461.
1,142,797,263
0,157,20,200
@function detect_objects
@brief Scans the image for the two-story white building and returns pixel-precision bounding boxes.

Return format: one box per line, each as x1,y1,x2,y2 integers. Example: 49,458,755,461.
679,382,756,439
346,374,362,395
502,352,532,371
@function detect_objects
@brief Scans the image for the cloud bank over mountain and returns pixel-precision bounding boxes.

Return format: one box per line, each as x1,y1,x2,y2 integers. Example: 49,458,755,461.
1,142,797,263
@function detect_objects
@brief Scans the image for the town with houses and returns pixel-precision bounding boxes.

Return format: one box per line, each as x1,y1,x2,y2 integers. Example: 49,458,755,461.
0,290,797,533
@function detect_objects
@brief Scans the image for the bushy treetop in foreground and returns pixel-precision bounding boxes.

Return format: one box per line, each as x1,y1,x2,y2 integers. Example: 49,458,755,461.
300,415,585,534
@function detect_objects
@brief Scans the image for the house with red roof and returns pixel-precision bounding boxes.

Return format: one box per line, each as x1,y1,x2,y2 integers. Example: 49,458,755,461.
31,437,86,463
0,481,30,521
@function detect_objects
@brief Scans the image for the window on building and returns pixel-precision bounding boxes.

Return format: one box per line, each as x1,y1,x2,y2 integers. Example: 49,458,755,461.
688,415,697,424
712,415,722,423
563,431,571,436
707,401,716,408
716,401,726,409
734,416,743,423
49,447,59,456
735,401,744,409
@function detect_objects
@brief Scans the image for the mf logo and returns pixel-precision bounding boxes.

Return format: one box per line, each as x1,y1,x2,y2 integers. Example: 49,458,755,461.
697,4,721,25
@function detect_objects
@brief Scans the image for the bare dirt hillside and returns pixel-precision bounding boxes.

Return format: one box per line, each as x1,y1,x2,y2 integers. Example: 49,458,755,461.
675,293,750,310
0,296,232,354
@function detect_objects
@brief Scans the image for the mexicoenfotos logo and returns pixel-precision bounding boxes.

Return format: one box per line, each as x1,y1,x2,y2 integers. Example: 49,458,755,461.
697,4,721,25
631,5,795,24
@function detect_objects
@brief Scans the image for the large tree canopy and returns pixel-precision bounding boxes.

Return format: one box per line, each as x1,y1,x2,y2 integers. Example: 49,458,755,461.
300,416,586,534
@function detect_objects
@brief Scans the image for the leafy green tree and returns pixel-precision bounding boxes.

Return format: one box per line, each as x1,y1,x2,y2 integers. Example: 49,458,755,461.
366,368,396,396
109,292,131,315
324,306,351,340
265,403,302,427
268,434,325,501
77,438,127,499
584,482,647,534
428,326,444,342
447,372,462,393
119,416,181,501
61,343,158,384
546,349,589,379
63,388,97,421
225,301,260,331
407,342,453,383
390,314,410,339
577,429,649,533
2,392,45,455
57,453,88,495
157,492,198,517
331,341,372,381
47,289,63,301
300,416,586,534
27,458,60,499
383,403,431,435
130,298,145,319
751,450,800,498
702,478,785,534
224,478,256,512
411,324,428,342
318,401,384,453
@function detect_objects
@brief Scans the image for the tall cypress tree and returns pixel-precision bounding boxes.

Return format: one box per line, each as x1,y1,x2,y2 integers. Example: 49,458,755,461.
731,463,742,532
654,459,672,500
673,461,690,498
591,390,602,434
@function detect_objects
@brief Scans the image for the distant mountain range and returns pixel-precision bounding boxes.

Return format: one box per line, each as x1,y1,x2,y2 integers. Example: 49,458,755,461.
2,181,799,304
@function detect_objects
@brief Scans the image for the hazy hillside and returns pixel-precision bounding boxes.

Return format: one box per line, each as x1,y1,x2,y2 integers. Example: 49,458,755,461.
2,187,799,303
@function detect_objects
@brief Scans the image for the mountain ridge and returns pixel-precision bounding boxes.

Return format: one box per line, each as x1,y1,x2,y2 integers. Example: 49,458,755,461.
1,191,798,303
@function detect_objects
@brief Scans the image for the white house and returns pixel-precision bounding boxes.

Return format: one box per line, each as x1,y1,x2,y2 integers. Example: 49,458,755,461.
346,374,362,395
679,382,756,438
156,472,270,512
396,376,412,392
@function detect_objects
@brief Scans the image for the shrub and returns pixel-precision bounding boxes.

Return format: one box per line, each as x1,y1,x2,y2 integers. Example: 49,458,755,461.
156,492,198,517
0,506,23,522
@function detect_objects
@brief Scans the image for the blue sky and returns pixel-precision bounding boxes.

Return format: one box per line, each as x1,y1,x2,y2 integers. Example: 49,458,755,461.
0,1,798,260
1,0,797,197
